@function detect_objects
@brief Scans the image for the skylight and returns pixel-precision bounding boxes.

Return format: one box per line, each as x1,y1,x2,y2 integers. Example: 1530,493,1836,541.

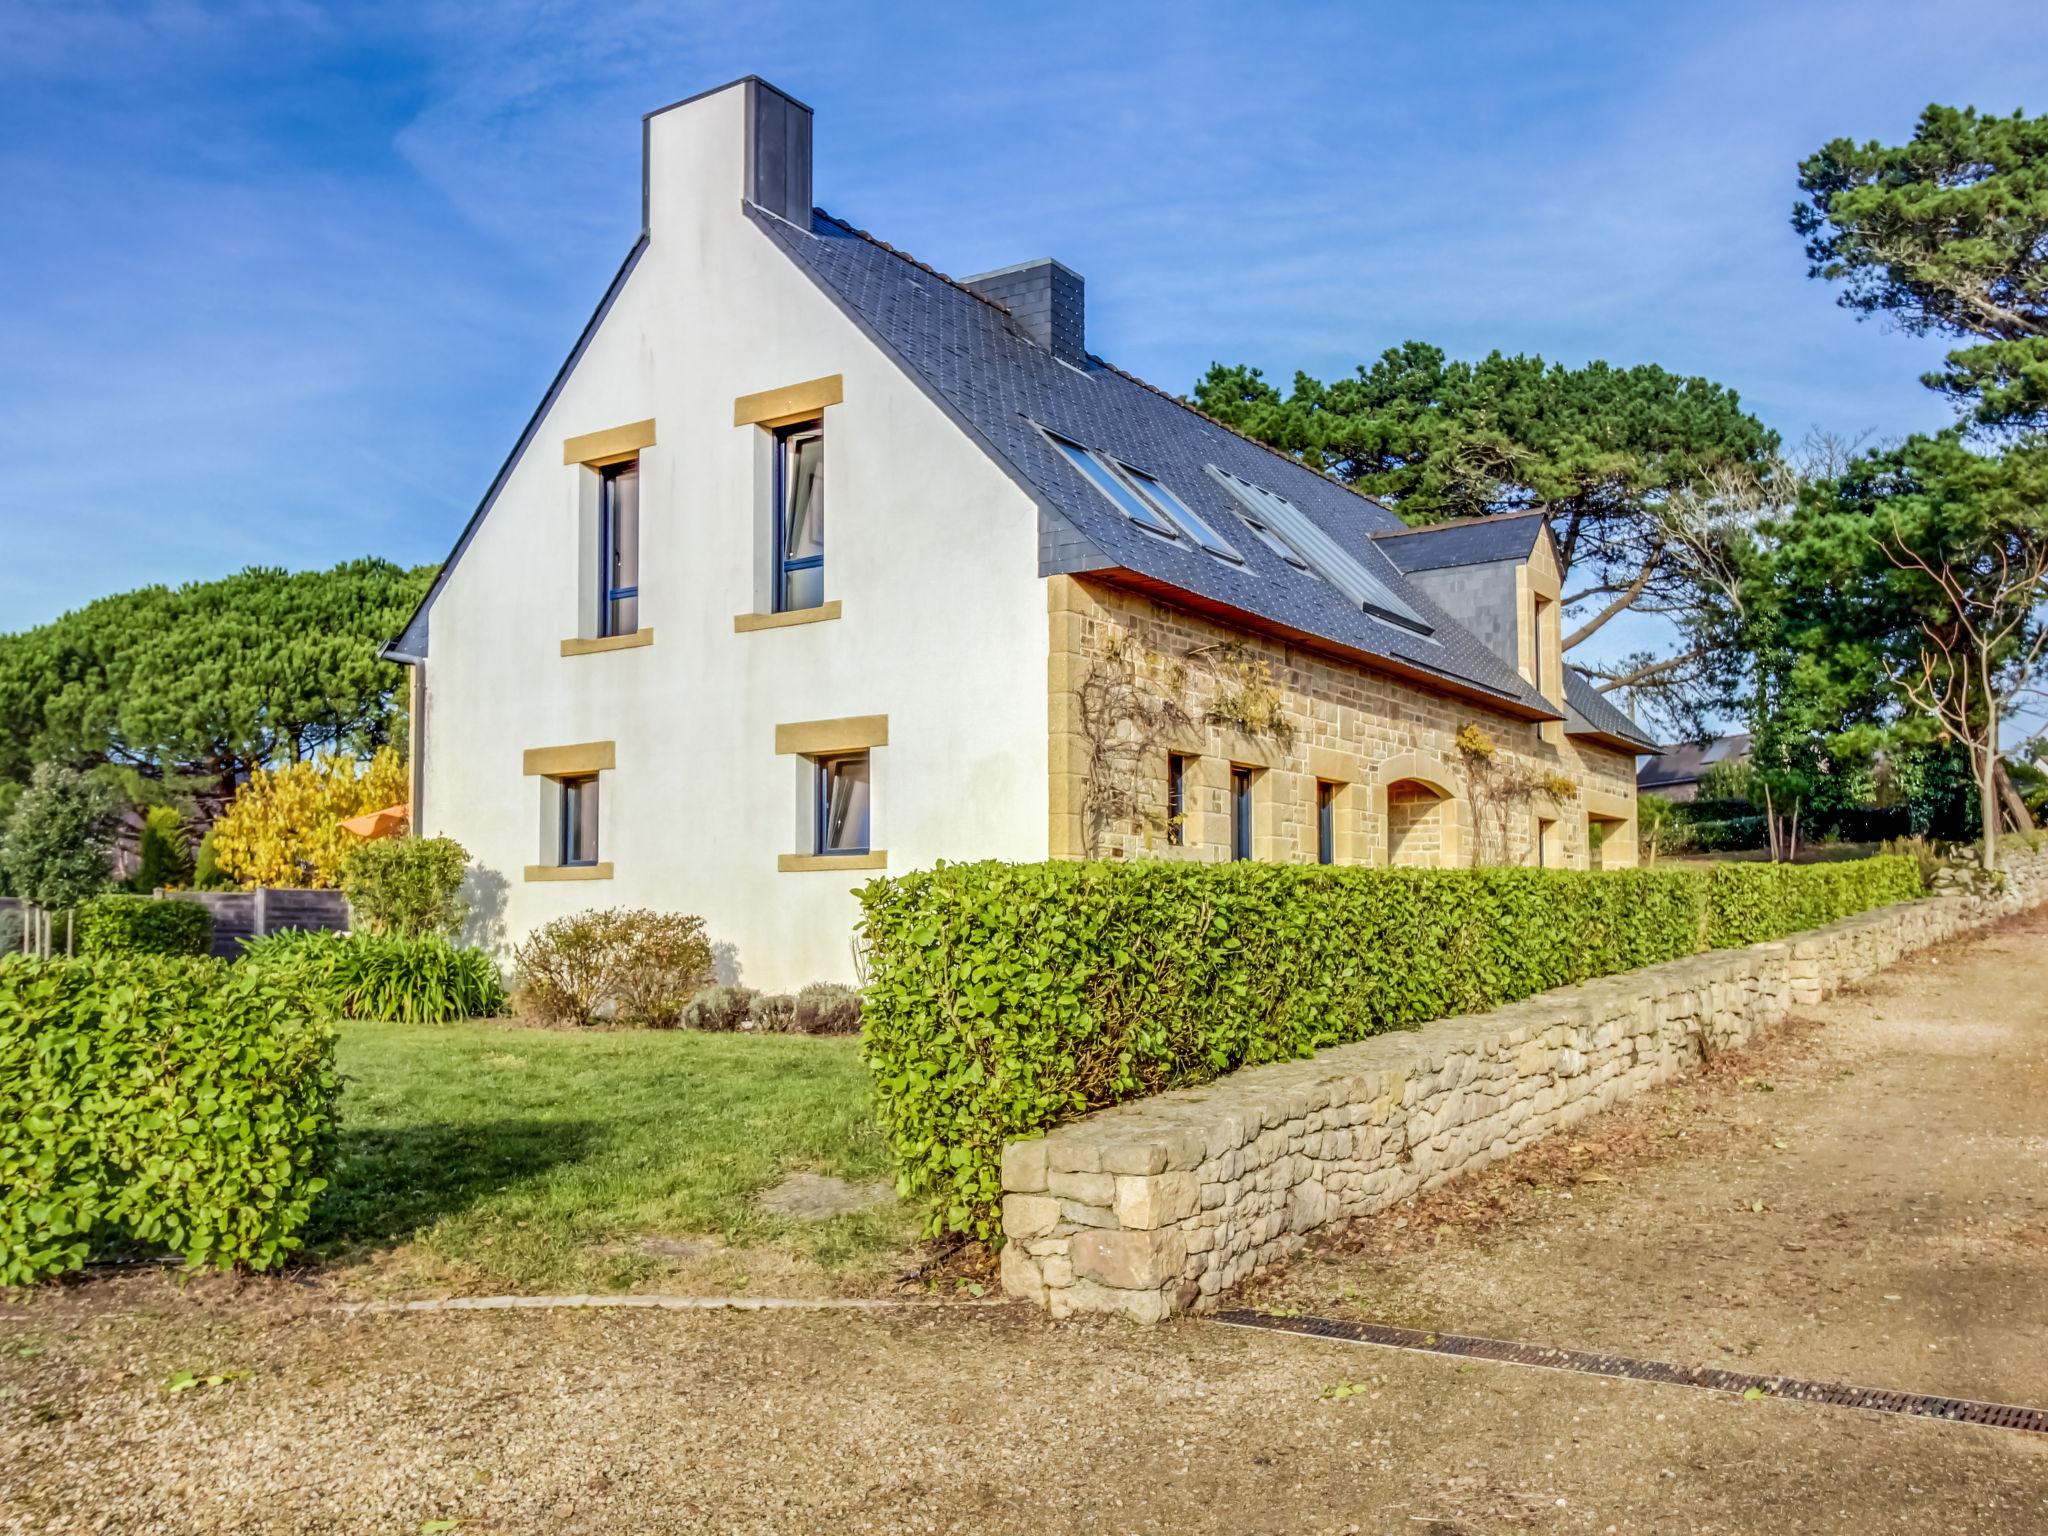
1205,466,1432,634
1040,426,1245,563
1114,463,1243,563
1044,431,1179,539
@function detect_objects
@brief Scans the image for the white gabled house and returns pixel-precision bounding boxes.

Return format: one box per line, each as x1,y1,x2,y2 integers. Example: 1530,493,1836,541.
387,77,1656,990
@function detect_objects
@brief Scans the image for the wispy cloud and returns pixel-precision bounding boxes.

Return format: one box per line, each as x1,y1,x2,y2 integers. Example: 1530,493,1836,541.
2,0,2043,631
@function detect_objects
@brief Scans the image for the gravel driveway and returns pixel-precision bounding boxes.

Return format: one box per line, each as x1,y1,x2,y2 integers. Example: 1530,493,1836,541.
5,908,2046,1534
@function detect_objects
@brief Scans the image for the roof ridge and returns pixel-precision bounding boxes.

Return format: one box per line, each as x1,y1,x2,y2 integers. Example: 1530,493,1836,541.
812,207,1397,518
813,208,1014,317
1369,508,1548,539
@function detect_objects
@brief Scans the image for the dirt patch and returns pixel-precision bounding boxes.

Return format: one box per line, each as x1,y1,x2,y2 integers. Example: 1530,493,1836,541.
1242,905,2048,1406
756,1173,896,1221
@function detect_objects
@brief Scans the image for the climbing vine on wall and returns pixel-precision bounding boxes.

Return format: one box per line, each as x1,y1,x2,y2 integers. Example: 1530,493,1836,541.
1074,638,1298,857
1456,724,1576,867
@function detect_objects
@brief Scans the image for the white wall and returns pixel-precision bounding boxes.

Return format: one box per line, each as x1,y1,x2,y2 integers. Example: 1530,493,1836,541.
419,83,1050,990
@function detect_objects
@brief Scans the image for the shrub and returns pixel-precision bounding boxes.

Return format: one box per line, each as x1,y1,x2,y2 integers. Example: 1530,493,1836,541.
0,907,20,955
748,991,799,1032
512,909,715,1028
76,895,213,958
681,983,758,1032
338,834,469,938
791,981,863,1036
209,748,408,889
130,804,194,892
0,952,340,1284
0,763,120,909
240,931,504,1023
192,825,232,890
858,856,1925,1241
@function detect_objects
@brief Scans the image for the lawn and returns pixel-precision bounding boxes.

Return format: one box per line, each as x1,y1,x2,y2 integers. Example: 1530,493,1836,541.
311,1020,918,1296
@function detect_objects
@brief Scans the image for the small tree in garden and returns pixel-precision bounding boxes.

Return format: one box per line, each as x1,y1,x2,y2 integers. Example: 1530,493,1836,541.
209,748,408,888
0,763,121,910
129,804,194,891
338,835,470,938
513,909,715,1028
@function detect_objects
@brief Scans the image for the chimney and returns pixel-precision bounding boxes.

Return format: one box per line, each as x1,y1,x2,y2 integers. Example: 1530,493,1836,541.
962,259,1087,365
744,78,813,226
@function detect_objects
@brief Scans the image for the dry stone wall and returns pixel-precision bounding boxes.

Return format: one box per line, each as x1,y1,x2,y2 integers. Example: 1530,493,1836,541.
999,847,2048,1322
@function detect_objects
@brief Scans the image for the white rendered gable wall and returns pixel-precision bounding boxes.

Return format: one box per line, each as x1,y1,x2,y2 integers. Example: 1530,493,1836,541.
419,84,1051,989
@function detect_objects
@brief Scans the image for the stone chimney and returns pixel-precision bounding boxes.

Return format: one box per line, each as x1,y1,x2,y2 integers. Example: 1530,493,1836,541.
962,259,1087,366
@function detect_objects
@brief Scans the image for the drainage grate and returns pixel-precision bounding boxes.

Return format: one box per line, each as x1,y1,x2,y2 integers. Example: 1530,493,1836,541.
1211,1310,2048,1436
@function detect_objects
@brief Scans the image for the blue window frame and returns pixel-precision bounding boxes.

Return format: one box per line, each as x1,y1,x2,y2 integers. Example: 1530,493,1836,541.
814,752,870,856
597,461,640,638
774,421,825,612
1167,753,1189,846
1317,780,1337,865
559,775,600,867
1044,430,1180,539
1231,766,1253,861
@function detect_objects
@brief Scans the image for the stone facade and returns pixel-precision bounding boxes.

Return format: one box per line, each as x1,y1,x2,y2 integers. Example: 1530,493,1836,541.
1045,575,1640,869
999,846,2048,1322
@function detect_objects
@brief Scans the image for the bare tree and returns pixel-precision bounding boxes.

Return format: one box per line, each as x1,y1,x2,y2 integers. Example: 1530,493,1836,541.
1876,520,2048,872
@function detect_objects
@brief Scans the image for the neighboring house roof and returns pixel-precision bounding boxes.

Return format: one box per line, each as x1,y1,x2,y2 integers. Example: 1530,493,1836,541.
747,207,1558,719
1563,667,1663,754
1638,732,1753,790
1369,510,1551,573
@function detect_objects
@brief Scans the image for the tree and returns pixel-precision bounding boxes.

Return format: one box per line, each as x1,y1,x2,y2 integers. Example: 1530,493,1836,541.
0,763,120,908
1796,104,2048,436
1770,434,2048,870
0,559,432,801
209,748,409,888
1192,345,1779,731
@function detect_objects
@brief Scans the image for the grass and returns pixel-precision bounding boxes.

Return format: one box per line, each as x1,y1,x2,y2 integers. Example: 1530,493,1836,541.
312,1019,916,1295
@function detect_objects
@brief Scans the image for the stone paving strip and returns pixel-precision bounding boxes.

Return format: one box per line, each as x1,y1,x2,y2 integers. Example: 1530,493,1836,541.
338,1294,1015,1315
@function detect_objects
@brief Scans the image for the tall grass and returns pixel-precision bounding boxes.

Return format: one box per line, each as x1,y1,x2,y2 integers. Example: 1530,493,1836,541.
241,931,504,1023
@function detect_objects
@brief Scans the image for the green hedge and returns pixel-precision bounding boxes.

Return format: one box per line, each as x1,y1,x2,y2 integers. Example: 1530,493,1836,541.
77,895,214,958
239,931,505,1023
0,953,339,1285
857,855,1925,1240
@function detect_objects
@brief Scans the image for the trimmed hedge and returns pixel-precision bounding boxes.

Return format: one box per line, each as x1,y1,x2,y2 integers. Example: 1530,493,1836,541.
239,931,505,1023
857,856,1925,1240
0,953,340,1285
77,895,214,958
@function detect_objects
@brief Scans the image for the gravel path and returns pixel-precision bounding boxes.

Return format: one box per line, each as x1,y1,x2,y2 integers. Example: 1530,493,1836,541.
5,909,2047,1534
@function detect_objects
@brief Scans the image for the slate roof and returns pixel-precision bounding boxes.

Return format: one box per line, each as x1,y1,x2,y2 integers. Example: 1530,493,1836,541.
750,207,1556,718
1638,732,1753,789
1563,668,1663,753
1370,511,1550,574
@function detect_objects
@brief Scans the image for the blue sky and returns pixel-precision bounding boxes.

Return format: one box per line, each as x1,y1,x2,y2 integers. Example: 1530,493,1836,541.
3,0,2044,681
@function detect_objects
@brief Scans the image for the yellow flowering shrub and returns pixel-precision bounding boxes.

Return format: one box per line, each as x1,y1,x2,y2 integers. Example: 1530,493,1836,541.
211,749,408,889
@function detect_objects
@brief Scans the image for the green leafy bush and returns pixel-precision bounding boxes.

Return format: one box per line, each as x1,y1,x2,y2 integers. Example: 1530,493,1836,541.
512,909,715,1028
240,931,504,1023
0,952,339,1285
858,856,1925,1240
0,763,120,909
338,834,470,938
130,805,194,892
682,983,758,1031
76,895,213,958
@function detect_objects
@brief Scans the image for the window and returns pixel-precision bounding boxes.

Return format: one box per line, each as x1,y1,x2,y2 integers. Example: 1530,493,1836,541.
1231,766,1253,861
1536,815,1556,869
1115,464,1242,563
1205,465,1432,634
559,774,600,867
815,752,870,855
1044,430,1178,538
1317,780,1337,865
1167,753,1189,846
775,421,825,612
1531,594,1553,697
598,461,640,637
